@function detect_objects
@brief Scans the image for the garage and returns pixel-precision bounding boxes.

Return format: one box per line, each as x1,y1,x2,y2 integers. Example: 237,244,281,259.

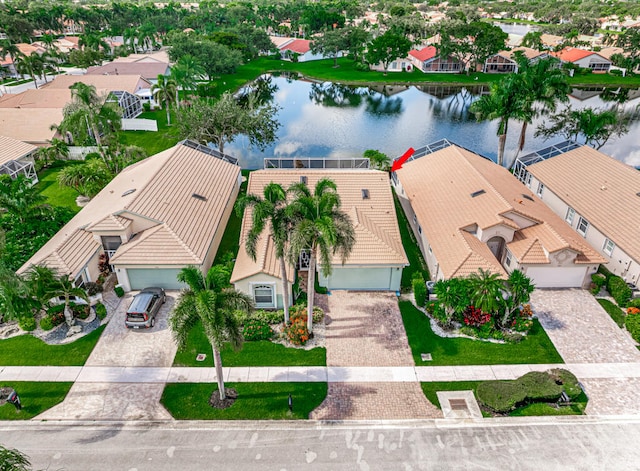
524,266,588,288
319,267,400,291
125,268,185,290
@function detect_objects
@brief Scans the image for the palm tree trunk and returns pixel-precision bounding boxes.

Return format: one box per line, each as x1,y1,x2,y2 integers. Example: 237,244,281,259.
306,247,317,333
212,345,226,400
175,89,180,110
166,102,171,126
92,123,102,147
280,256,290,324
64,298,74,327
497,119,509,167
511,121,528,169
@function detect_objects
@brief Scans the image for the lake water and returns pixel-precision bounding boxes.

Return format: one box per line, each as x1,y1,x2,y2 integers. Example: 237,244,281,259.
226,75,640,169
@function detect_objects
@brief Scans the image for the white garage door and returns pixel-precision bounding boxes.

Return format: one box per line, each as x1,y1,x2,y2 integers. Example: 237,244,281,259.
324,267,392,290
525,266,587,288
126,268,185,290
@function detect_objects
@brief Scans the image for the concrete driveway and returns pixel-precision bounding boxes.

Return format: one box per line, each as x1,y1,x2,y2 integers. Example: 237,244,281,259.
36,291,179,421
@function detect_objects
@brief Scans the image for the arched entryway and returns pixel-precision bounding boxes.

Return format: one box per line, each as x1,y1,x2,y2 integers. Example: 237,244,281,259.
487,236,506,262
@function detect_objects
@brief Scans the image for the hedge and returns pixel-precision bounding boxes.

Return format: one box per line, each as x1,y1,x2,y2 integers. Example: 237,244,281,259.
625,312,640,343
412,272,427,307
607,275,632,307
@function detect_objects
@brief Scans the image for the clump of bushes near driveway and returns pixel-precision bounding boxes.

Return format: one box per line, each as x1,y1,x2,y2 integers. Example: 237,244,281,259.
242,318,273,341
599,266,632,307
94,302,107,320
590,273,606,295
412,272,427,307
39,316,54,331
625,307,640,343
476,369,581,414
18,316,37,332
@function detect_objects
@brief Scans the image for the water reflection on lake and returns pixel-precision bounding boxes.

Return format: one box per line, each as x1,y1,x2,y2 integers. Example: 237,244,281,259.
226,75,640,169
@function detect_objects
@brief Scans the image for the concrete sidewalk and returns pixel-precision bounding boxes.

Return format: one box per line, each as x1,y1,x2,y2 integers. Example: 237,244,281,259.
4,363,640,384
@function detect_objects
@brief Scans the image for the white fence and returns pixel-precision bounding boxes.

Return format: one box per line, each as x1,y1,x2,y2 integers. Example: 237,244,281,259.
67,146,100,160
121,118,158,132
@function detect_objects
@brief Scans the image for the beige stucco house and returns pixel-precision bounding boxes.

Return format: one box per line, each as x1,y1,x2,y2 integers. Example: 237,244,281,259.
18,141,241,291
514,142,640,287
231,169,408,309
392,140,605,288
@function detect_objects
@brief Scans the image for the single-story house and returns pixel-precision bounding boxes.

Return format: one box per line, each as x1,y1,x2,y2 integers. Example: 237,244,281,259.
86,61,170,83
540,34,564,49
231,169,408,308
113,51,171,64
18,140,241,291
1,43,46,78
484,47,553,73
275,38,325,62
392,140,605,288
0,135,38,183
409,46,463,73
514,142,640,287
552,47,612,73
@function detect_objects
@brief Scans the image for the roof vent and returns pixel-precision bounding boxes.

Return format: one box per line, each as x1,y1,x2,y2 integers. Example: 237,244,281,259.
300,176,307,184
522,194,534,202
470,189,486,198
361,189,369,199
122,188,136,197
192,193,207,201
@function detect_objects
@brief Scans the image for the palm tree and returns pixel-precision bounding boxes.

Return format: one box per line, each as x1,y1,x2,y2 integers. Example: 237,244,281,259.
433,277,471,327
171,54,205,107
57,158,112,198
236,182,292,324
0,40,20,76
0,231,31,323
0,175,47,223
28,265,88,327
468,269,505,316
287,178,355,332
14,53,44,88
363,149,391,171
500,269,535,328
469,74,528,167
170,265,253,401
152,75,177,125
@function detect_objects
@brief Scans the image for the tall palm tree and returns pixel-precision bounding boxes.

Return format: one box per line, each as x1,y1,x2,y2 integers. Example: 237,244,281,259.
287,178,355,332
468,269,505,316
170,265,253,401
236,182,292,324
28,265,88,327
0,175,47,223
0,232,31,323
14,53,44,88
469,74,528,167
152,74,177,125
171,54,205,107
500,269,535,328
0,40,20,75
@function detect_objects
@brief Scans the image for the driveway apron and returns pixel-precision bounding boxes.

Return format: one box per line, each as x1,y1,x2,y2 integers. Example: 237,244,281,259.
36,292,178,421
310,291,440,420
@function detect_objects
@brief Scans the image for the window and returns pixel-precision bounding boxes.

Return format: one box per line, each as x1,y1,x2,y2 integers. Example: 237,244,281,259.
536,183,544,197
101,235,122,251
505,250,512,267
577,217,589,237
418,225,422,234
525,173,532,188
413,214,417,224
565,207,575,225
428,244,432,254
603,239,615,256
253,285,274,307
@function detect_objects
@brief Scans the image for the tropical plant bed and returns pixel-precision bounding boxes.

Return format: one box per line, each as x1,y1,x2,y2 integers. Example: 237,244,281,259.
421,378,587,417
161,382,327,420
0,326,105,366
400,301,563,366
0,382,73,420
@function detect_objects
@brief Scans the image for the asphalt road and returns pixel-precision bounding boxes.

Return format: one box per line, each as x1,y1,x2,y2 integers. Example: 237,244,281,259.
2,417,640,470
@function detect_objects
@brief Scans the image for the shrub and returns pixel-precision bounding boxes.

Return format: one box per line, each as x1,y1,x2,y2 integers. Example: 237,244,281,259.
591,273,606,289
627,299,640,309
142,101,151,112
609,69,623,76
607,275,632,307
628,307,640,315
518,371,564,402
39,316,54,331
114,285,125,297
50,311,66,326
285,318,309,346
196,82,217,97
47,304,65,315
463,305,491,327
70,303,90,319
253,309,285,325
289,304,324,324
477,380,525,413
625,311,640,343
95,302,107,320
18,316,37,332
412,273,427,307
85,282,103,296
242,318,273,341
549,368,582,400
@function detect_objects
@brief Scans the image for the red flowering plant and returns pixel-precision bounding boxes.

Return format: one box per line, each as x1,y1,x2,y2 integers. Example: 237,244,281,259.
463,305,491,327
285,318,310,346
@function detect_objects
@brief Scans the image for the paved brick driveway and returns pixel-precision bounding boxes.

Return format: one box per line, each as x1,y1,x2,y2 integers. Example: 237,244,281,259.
37,292,178,421
310,291,440,420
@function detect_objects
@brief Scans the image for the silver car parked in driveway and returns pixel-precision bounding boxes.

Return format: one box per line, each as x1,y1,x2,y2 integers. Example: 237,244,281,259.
125,287,166,329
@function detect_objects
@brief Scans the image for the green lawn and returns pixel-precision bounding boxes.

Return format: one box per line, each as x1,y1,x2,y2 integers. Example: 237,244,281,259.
0,326,105,366
0,382,73,420
213,169,250,266
36,161,82,212
400,301,563,365
119,109,182,157
394,194,430,291
597,298,626,328
162,382,327,419
173,321,326,367
420,381,586,416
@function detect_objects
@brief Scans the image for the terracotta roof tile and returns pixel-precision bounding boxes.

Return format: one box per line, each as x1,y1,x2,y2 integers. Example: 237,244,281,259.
409,46,437,62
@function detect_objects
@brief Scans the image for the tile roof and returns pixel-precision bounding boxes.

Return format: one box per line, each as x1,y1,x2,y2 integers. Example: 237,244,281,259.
524,145,640,263
395,144,604,279
43,74,151,94
409,46,437,62
19,142,240,275
0,89,72,109
279,39,311,54
86,214,133,232
86,62,169,80
0,108,63,143
0,135,37,166
553,47,609,63
497,47,547,61
231,169,408,283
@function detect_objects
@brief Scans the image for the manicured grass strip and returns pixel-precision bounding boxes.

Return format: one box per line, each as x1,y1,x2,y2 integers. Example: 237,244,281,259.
394,194,430,290
36,161,82,213
0,382,72,420
597,298,626,328
420,381,587,416
173,321,326,367
161,382,327,419
119,109,181,157
0,326,105,366
213,169,250,266
400,301,563,366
